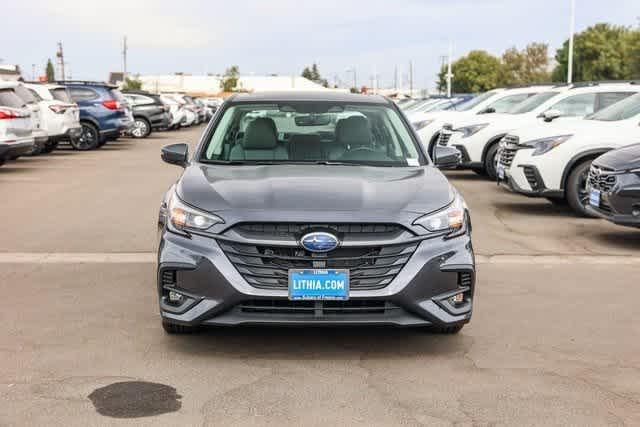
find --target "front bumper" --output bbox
[157,229,475,327]
[586,174,640,228]
[498,165,563,198]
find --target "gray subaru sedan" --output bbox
[157,91,475,334]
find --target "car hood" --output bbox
[177,164,454,218]
[593,143,640,171]
[511,118,634,144]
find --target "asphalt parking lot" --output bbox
[2,126,640,426]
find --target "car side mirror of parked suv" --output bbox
[161,143,189,167]
[541,109,562,122]
[434,146,462,169]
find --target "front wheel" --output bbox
[566,159,597,217]
[484,144,500,180]
[72,123,100,150]
[131,117,151,138]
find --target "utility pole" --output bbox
[394,65,398,91]
[446,41,453,98]
[567,0,575,84]
[122,36,128,78]
[56,42,66,81]
[409,61,413,98]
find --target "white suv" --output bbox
[1,81,48,154]
[439,83,640,179]
[497,92,640,216]
[25,83,81,153]
[413,86,553,156]
[0,86,34,166]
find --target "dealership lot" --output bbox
[1,127,640,426]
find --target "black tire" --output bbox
[131,117,151,138]
[41,142,58,154]
[162,321,200,334]
[484,143,500,180]
[566,159,597,217]
[428,324,464,334]
[471,168,486,176]
[72,122,100,150]
[0,159,5,167]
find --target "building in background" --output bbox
[0,65,22,81]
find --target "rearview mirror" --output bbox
[434,146,462,169]
[541,109,562,122]
[161,143,189,167]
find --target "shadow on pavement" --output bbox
[164,325,471,360]
[492,200,576,218]
[589,228,640,250]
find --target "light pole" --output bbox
[346,67,357,91]
[567,0,575,84]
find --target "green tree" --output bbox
[499,43,551,86]
[220,65,240,92]
[122,77,142,90]
[624,30,640,79]
[301,63,329,87]
[45,59,55,82]
[552,23,633,82]
[437,50,501,93]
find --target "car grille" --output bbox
[499,135,519,167]
[219,223,417,291]
[438,130,452,146]
[219,241,418,291]
[588,165,617,192]
[238,299,397,316]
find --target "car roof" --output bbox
[228,91,391,105]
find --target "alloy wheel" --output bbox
[131,119,149,138]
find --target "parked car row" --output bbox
[413,81,640,230]
[0,80,216,165]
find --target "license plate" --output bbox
[289,269,349,300]
[589,189,601,207]
[497,164,505,180]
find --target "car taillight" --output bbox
[0,108,24,120]
[102,100,121,110]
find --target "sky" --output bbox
[2,0,639,90]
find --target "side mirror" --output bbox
[542,109,562,122]
[161,143,189,167]
[434,146,462,169]
[479,107,496,114]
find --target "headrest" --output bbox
[335,116,371,145]
[243,118,277,149]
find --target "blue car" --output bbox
[61,81,133,150]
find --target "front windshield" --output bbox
[454,91,497,111]
[507,91,560,114]
[201,102,424,167]
[587,93,640,121]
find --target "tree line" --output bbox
[438,23,640,93]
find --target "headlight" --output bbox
[168,193,224,231]
[414,190,467,233]
[524,135,573,156]
[413,119,434,131]
[453,123,489,138]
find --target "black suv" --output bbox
[587,143,640,228]
[122,90,171,138]
[156,91,474,334]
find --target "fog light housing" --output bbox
[449,293,465,305]
[168,291,184,304]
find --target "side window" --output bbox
[548,93,596,117]
[486,94,531,113]
[69,88,99,102]
[596,92,634,111]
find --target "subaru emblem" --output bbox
[300,232,339,253]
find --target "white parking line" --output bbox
[0,252,639,265]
